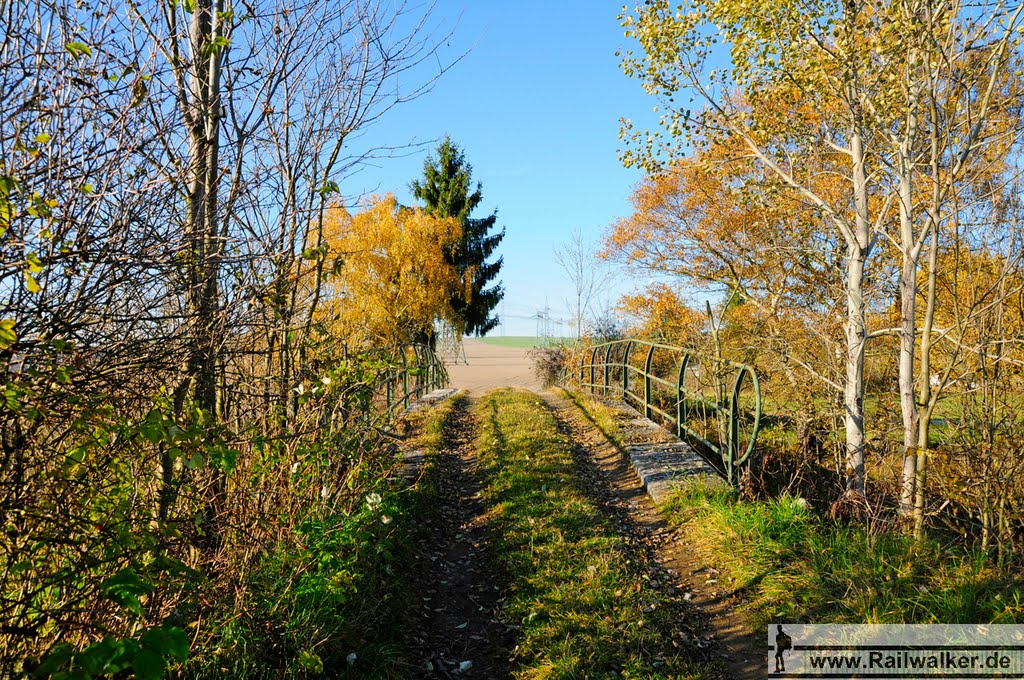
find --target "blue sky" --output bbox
[348,1,664,336]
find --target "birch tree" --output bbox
[620,0,897,495]
[554,227,613,340]
[619,0,1024,500]
[884,0,1024,519]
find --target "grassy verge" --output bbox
[186,397,462,679]
[564,389,1024,628]
[556,388,623,446]
[189,483,417,677]
[416,391,463,455]
[661,481,1024,628]
[475,388,715,679]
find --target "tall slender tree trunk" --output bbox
[183,0,223,419]
[911,78,944,537]
[913,222,939,537]
[845,125,871,495]
[897,176,920,516]
[898,242,919,514]
[844,243,868,494]
[182,0,227,550]
[897,36,923,517]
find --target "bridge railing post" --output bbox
[402,347,410,410]
[676,355,688,439]
[644,344,655,419]
[416,344,425,399]
[725,373,737,485]
[622,341,632,399]
[598,342,606,395]
[425,345,433,390]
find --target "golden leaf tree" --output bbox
[319,194,467,348]
[618,0,1024,502]
[617,283,704,346]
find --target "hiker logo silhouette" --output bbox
[775,624,793,673]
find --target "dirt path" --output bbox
[541,391,764,680]
[404,397,511,678]
[403,384,761,678]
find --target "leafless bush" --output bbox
[0,0,455,672]
[529,345,571,387]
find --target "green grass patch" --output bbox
[556,388,623,447]
[186,398,465,679]
[661,481,1024,628]
[475,336,572,349]
[475,388,715,679]
[416,391,464,454]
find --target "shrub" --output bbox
[527,345,570,387]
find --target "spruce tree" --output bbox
[411,136,505,336]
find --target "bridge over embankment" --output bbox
[404,337,762,678]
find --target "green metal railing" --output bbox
[376,343,448,416]
[564,339,761,484]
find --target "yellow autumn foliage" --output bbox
[319,194,467,347]
[618,283,704,345]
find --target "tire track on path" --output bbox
[541,390,762,680]
[404,397,511,679]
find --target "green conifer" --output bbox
[411,136,505,336]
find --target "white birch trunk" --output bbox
[897,32,923,518]
[845,125,871,495]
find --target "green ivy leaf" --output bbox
[141,410,164,444]
[65,42,92,60]
[212,446,238,473]
[75,636,135,675]
[35,627,186,680]
[131,649,164,680]
[101,568,153,616]
[65,446,86,468]
[185,451,205,469]
[140,626,189,663]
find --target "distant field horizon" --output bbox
[472,336,574,349]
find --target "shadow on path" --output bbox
[403,397,511,679]
[541,390,763,680]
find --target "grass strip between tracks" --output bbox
[475,388,715,679]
